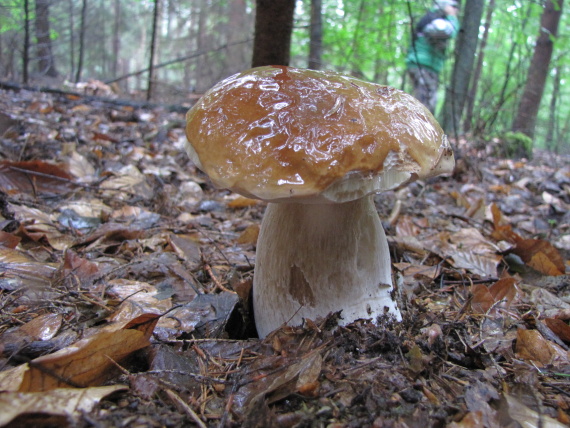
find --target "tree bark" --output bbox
[112,0,121,77]
[67,0,76,80]
[75,0,87,82]
[34,0,58,77]
[482,3,533,134]
[23,0,31,83]
[252,0,295,67]
[441,0,485,135]
[226,0,249,73]
[464,0,495,134]
[545,65,560,151]
[147,0,160,101]
[512,0,564,139]
[308,0,323,69]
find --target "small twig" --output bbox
[218,382,239,428]
[165,388,207,428]
[195,224,232,265]
[146,369,230,384]
[387,199,402,226]
[204,263,235,294]
[543,382,570,398]
[442,277,499,285]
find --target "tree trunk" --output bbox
[226,0,248,73]
[464,0,495,134]
[112,0,121,77]
[308,0,323,69]
[67,0,76,80]
[441,0,485,136]
[23,0,31,83]
[481,3,533,134]
[195,1,211,92]
[34,0,58,77]
[75,0,87,82]
[252,0,295,67]
[147,0,160,101]
[512,0,564,139]
[545,65,560,151]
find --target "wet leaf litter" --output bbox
[0,85,569,427]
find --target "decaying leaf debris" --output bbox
[0,87,569,427]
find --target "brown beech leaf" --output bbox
[0,246,58,292]
[19,313,63,341]
[92,131,120,143]
[500,393,568,428]
[444,228,503,277]
[63,250,100,280]
[0,231,21,249]
[470,284,495,314]
[12,205,76,251]
[395,215,422,237]
[515,329,568,366]
[168,234,201,268]
[512,238,565,276]
[107,281,171,324]
[226,196,259,208]
[0,160,75,195]
[448,411,486,428]
[490,203,507,228]
[0,314,159,392]
[393,262,441,280]
[488,277,517,308]
[0,385,127,427]
[545,318,570,342]
[451,190,470,210]
[489,204,521,244]
[490,224,521,244]
[265,352,323,404]
[237,224,260,245]
[470,278,517,315]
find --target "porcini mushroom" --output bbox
[184,66,454,338]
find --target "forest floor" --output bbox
[0,84,569,428]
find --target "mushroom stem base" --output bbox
[253,196,401,338]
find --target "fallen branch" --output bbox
[0,80,191,113]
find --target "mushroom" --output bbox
[184,66,454,338]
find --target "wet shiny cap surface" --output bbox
[185,66,454,203]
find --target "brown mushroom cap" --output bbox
[185,66,454,203]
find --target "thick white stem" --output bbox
[253,196,401,338]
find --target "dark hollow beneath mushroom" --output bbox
[185,66,455,338]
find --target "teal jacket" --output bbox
[405,13,459,74]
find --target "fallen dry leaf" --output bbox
[19,313,63,341]
[488,277,517,308]
[226,195,259,208]
[471,278,517,315]
[515,329,568,367]
[436,228,503,277]
[0,314,159,392]
[236,224,260,245]
[0,231,20,249]
[470,283,496,314]
[501,393,567,428]
[448,411,486,428]
[545,318,570,342]
[513,238,566,276]
[0,160,76,195]
[0,385,127,426]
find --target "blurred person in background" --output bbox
[406,0,460,114]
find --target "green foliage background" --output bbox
[291,0,569,153]
[0,0,568,153]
